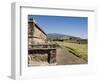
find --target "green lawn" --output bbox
[56,42,88,61]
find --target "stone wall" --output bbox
[28,21,47,46]
[33,24,47,44]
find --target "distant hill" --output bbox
[47,33,81,40]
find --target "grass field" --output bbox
[56,42,88,61]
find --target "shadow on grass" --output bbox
[65,46,87,62]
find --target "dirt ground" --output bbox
[56,47,87,65]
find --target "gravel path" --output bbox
[56,47,87,65]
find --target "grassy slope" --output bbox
[56,42,88,61]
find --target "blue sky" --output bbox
[28,15,88,39]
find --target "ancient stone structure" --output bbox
[28,18,56,66]
[28,18,47,47]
